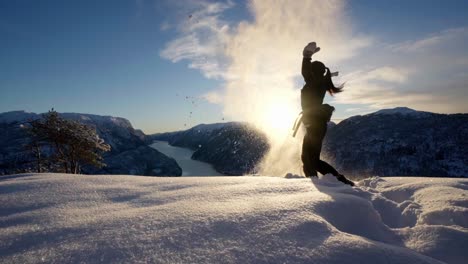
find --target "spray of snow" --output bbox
[223,1,370,175]
[161,0,370,176]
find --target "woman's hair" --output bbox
[311,61,344,95]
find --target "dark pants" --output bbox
[301,121,340,177]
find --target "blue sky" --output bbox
[1,0,467,133]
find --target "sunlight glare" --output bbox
[261,100,297,141]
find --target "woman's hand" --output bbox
[303,42,321,58]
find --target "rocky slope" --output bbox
[0,111,182,176]
[323,107,468,178]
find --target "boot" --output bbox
[336,174,355,186]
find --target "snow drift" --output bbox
[1,174,467,263]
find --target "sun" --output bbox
[261,101,298,140]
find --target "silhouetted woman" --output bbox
[299,42,354,186]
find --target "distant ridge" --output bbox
[373,107,431,117]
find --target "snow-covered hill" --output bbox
[323,107,468,178]
[0,111,182,176]
[1,173,466,263]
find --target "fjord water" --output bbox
[150,141,225,176]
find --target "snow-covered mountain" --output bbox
[3,107,465,177]
[0,173,466,263]
[323,107,468,178]
[150,122,269,175]
[0,111,182,176]
[150,107,466,177]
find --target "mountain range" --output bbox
[150,107,467,178]
[1,107,466,177]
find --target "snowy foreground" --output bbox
[1,174,467,264]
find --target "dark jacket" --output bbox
[301,58,334,124]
